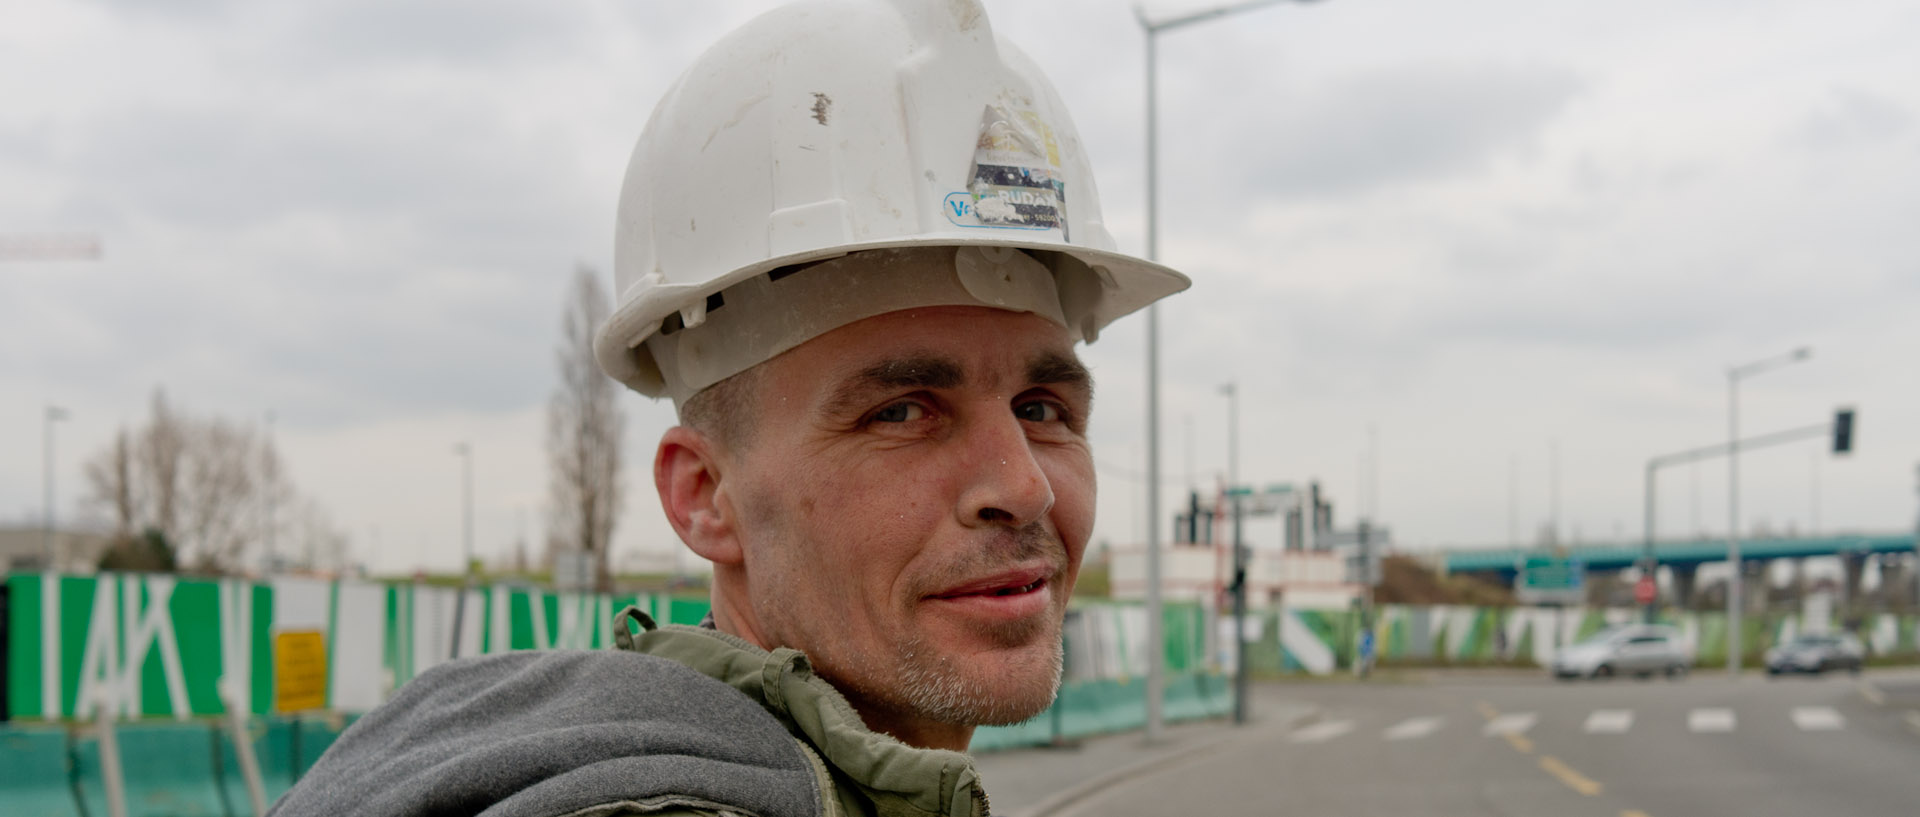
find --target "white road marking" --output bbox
[1583,709,1634,733]
[1689,708,1736,733]
[1383,716,1444,741]
[1904,711,1920,735]
[1791,706,1845,731]
[1290,720,1354,744]
[1483,712,1538,736]
[1859,681,1887,706]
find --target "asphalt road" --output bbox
[1054,670,1920,817]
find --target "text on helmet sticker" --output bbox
[944,104,1069,239]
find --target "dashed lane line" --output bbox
[1583,709,1634,734]
[1903,711,1920,735]
[1790,706,1845,731]
[1480,702,1648,816]
[1538,756,1603,797]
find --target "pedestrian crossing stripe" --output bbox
[1285,706,1859,743]
[1383,716,1444,741]
[1583,709,1633,733]
[1483,712,1538,736]
[1790,707,1844,731]
[1687,708,1735,733]
[1289,720,1354,744]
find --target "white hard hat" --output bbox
[595,0,1191,404]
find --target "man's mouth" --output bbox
[931,566,1054,600]
[988,579,1044,596]
[923,564,1062,627]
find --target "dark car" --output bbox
[1764,632,1865,676]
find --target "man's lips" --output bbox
[929,565,1054,599]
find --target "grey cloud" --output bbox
[67,99,576,238]
[1225,61,1584,200]
[269,1,585,70]
[1789,86,1911,149]
[84,0,238,23]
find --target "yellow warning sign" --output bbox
[274,631,328,712]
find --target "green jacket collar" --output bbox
[618,611,989,817]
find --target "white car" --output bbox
[1551,625,1692,680]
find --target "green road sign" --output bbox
[1515,555,1585,605]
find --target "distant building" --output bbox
[0,525,112,574]
[1107,543,1365,612]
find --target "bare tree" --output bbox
[286,497,351,574]
[84,428,136,538]
[81,387,322,575]
[177,417,261,571]
[139,389,185,535]
[545,265,626,592]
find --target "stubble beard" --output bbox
[887,522,1071,726]
[892,617,1066,726]
[743,485,1076,728]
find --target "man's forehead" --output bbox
[777,307,1088,395]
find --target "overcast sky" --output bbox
[5,0,1917,575]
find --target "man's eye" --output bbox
[872,402,926,423]
[1015,400,1062,423]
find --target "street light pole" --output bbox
[1137,0,1322,744]
[1221,382,1248,724]
[1726,346,1811,677]
[43,405,69,571]
[450,442,474,659]
[1140,16,1165,743]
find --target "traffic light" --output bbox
[1833,408,1855,455]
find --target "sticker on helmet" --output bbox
[944,104,1068,239]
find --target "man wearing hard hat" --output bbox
[273,1,1186,815]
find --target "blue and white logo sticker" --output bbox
[942,104,1069,239]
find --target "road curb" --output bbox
[1014,707,1321,817]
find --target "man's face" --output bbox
[723,304,1094,737]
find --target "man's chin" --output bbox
[897,638,1064,727]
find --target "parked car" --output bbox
[1765,632,1865,676]
[1551,625,1691,680]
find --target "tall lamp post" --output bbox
[1137,0,1322,743]
[1220,382,1251,724]
[1727,346,1811,677]
[450,442,475,658]
[44,405,69,570]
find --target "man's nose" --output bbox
[957,411,1055,529]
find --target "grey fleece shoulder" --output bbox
[268,649,822,817]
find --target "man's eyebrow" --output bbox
[824,354,965,415]
[1027,351,1093,392]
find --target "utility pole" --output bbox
[1139,0,1326,740]
[1221,382,1248,725]
[1727,347,1811,677]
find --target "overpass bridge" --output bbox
[1441,533,1917,606]
[1443,533,1918,579]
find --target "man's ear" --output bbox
[654,426,743,566]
